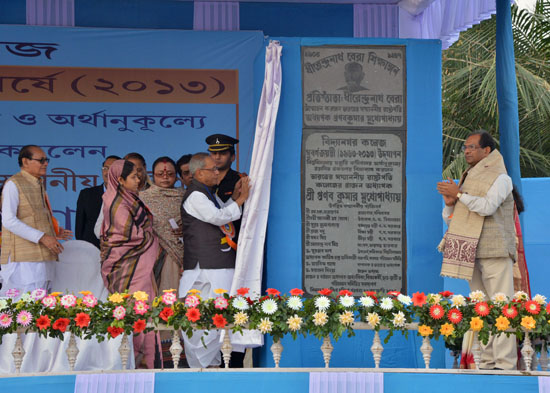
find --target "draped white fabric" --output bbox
[194,1,240,31]
[309,372,384,393]
[539,377,550,393]
[227,41,282,347]
[354,4,399,38]
[75,373,154,393]
[26,0,75,26]
[399,0,497,49]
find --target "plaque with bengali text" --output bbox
[302,45,406,129]
[302,130,406,295]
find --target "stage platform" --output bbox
[1,368,548,393]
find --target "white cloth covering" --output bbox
[0,240,134,373]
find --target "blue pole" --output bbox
[496,0,522,195]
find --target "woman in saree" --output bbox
[139,156,184,294]
[100,159,165,369]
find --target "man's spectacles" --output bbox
[461,144,482,152]
[28,157,50,164]
[201,166,219,172]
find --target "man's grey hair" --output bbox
[189,152,210,175]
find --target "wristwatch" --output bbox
[456,192,463,199]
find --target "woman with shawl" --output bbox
[100,159,165,369]
[139,156,184,295]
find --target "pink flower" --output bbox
[113,305,126,320]
[41,295,57,309]
[162,292,177,305]
[214,297,228,310]
[82,294,98,308]
[16,311,32,327]
[0,313,13,328]
[60,294,77,308]
[133,300,149,315]
[30,288,47,300]
[185,295,200,308]
[6,288,20,298]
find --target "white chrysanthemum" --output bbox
[429,294,442,304]
[397,294,412,306]
[287,315,303,331]
[359,296,375,308]
[469,290,486,302]
[366,312,380,327]
[232,296,250,311]
[287,296,303,311]
[233,312,249,326]
[0,299,7,311]
[533,294,547,305]
[19,293,32,303]
[258,318,273,334]
[392,311,406,327]
[339,311,355,326]
[313,311,328,326]
[380,297,393,310]
[339,295,355,308]
[491,292,508,303]
[451,294,466,307]
[314,296,331,311]
[261,299,278,315]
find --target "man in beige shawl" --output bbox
[437,130,517,370]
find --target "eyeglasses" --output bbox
[201,166,219,172]
[154,171,176,178]
[461,144,482,152]
[28,157,50,164]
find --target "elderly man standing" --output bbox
[1,145,71,294]
[179,152,250,368]
[437,130,517,370]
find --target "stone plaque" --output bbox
[302,45,406,129]
[302,130,406,295]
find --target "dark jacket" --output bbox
[75,184,103,248]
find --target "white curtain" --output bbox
[309,372,384,393]
[75,373,154,393]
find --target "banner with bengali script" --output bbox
[0,25,264,231]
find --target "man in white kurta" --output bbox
[179,153,249,368]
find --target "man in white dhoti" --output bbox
[179,153,249,368]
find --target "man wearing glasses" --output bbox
[179,152,250,368]
[0,145,72,294]
[437,131,517,370]
[75,155,120,248]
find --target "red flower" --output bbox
[546,303,550,314]
[474,302,490,317]
[502,304,518,319]
[290,288,305,296]
[75,312,91,328]
[36,315,51,330]
[246,297,254,305]
[186,307,201,322]
[387,291,400,297]
[236,287,249,296]
[364,291,378,302]
[524,300,541,315]
[266,288,281,296]
[429,304,444,320]
[412,292,427,307]
[107,326,124,338]
[212,314,227,328]
[447,308,463,324]
[339,290,353,296]
[133,319,147,333]
[52,318,70,333]
[439,291,454,297]
[159,307,174,322]
[318,288,333,296]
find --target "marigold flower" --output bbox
[186,307,201,323]
[495,316,510,331]
[52,318,70,333]
[107,326,124,338]
[286,315,302,331]
[266,288,281,296]
[108,293,124,303]
[187,289,201,295]
[524,300,541,315]
[79,290,92,296]
[412,292,427,307]
[447,308,463,324]
[212,314,228,328]
[317,288,333,296]
[429,304,444,320]
[233,312,248,326]
[49,292,62,297]
[418,324,433,337]
[339,311,355,326]
[313,311,328,326]
[366,312,380,327]
[440,323,454,337]
[474,302,490,317]
[258,318,273,334]
[36,315,51,330]
[159,307,174,322]
[132,291,148,301]
[133,319,147,333]
[236,287,250,296]
[16,311,32,327]
[289,288,304,296]
[75,312,91,328]
[339,290,353,296]
[214,288,227,295]
[0,313,13,328]
[521,316,536,330]
[470,317,484,331]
